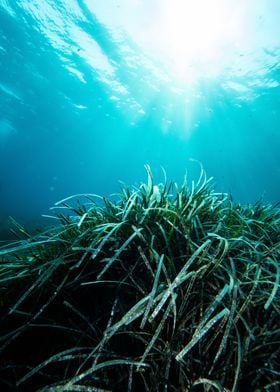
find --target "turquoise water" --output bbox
[0,0,280,238]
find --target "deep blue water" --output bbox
[0,0,280,239]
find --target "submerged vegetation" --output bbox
[0,166,279,391]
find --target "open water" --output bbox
[0,0,280,239]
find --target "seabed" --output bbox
[0,166,279,391]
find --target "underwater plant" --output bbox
[0,165,279,391]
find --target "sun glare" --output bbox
[153,0,244,81]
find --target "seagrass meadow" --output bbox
[0,166,279,391]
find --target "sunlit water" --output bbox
[0,0,280,238]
